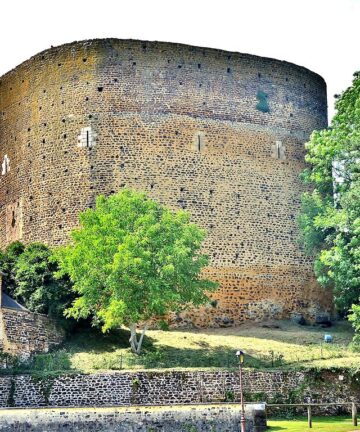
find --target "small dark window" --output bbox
[11,211,16,228]
[97,87,104,92]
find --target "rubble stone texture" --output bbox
[0,404,267,432]
[0,39,332,326]
[0,370,358,411]
[0,306,64,358]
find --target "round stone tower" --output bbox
[0,39,332,326]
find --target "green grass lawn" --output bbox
[9,319,358,374]
[268,416,359,431]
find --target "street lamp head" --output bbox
[236,350,245,364]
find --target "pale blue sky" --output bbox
[1,0,359,120]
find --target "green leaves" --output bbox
[0,242,74,320]
[55,189,218,338]
[299,72,360,334]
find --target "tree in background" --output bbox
[14,243,74,319]
[0,241,25,297]
[0,242,74,322]
[299,72,360,339]
[54,189,218,354]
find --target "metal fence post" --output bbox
[352,402,358,426]
[307,405,312,428]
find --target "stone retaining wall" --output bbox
[0,307,64,358]
[0,404,267,432]
[0,370,358,411]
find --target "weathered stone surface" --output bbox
[315,312,332,325]
[0,404,266,432]
[290,312,306,325]
[0,39,332,326]
[0,307,64,358]
[0,370,358,412]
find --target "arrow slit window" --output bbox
[271,141,285,160]
[1,155,10,175]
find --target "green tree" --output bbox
[54,189,218,354]
[0,241,25,297]
[299,72,360,335]
[14,243,74,319]
[349,304,360,345]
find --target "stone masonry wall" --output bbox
[0,370,358,410]
[0,404,267,432]
[0,39,331,326]
[0,307,64,358]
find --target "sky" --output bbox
[1,0,359,121]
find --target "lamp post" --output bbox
[236,350,246,432]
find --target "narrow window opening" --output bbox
[1,155,10,175]
[78,127,96,149]
[272,140,286,160]
[193,132,205,152]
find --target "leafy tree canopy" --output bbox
[54,189,218,353]
[0,241,73,322]
[0,241,25,297]
[299,72,360,338]
[14,243,74,319]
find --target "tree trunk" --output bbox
[129,323,148,354]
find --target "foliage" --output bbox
[349,304,360,345]
[0,241,25,297]
[0,241,73,323]
[13,243,74,319]
[298,72,360,338]
[54,189,218,353]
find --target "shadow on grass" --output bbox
[60,327,266,369]
[134,344,264,369]
[8,323,340,374]
[195,320,354,348]
[61,326,149,354]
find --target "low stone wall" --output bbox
[0,370,358,412]
[0,307,64,358]
[0,404,267,432]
